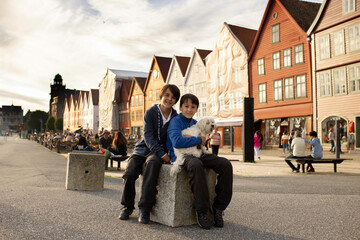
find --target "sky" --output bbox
[0,0,323,114]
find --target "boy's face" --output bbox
[180,99,198,119]
[160,88,177,109]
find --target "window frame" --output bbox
[348,23,360,52]
[319,70,332,97]
[348,63,360,93]
[284,77,294,100]
[294,44,304,65]
[295,74,307,98]
[283,48,291,68]
[343,0,355,15]
[271,24,280,44]
[273,79,283,102]
[258,83,267,104]
[333,67,347,95]
[272,51,281,70]
[333,29,345,56]
[319,34,330,60]
[257,58,265,76]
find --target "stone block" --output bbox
[65,152,105,191]
[140,164,216,227]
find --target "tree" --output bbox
[55,117,63,131]
[27,110,48,132]
[46,116,55,131]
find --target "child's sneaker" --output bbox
[118,207,133,220]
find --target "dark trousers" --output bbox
[211,145,220,156]
[120,154,163,210]
[183,154,233,212]
[330,140,335,152]
[285,155,304,171]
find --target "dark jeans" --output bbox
[330,140,335,152]
[211,145,219,156]
[183,154,233,212]
[120,154,163,210]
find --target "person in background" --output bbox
[209,128,221,156]
[109,131,127,156]
[254,131,261,160]
[305,131,323,172]
[329,128,335,153]
[281,131,289,154]
[99,130,113,170]
[285,130,306,173]
[288,130,295,153]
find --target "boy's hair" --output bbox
[179,94,199,107]
[309,131,318,137]
[159,84,180,103]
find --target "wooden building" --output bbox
[307,0,360,149]
[128,77,146,137]
[116,81,132,136]
[206,22,257,149]
[248,0,320,147]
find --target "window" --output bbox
[283,48,291,68]
[219,95,225,111]
[139,95,143,106]
[201,103,206,117]
[333,67,347,95]
[343,0,355,14]
[272,52,280,70]
[234,67,241,83]
[156,89,160,100]
[294,44,304,64]
[126,113,129,123]
[131,96,134,107]
[296,75,306,98]
[348,63,360,93]
[319,35,330,59]
[135,111,139,121]
[257,58,265,75]
[284,77,294,100]
[174,70,178,78]
[235,92,243,109]
[258,83,266,103]
[319,70,332,97]
[229,93,235,110]
[272,24,280,43]
[274,80,282,101]
[126,102,129,109]
[148,90,152,101]
[218,72,224,86]
[187,85,194,94]
[135,95,138,106]
[333,30,345,56]
[349,23,360,52]
[131,112,135,121]
[139,111,143,120]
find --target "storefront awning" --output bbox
[214,117,243,127]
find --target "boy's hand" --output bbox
[162,154,171,164]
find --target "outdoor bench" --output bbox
[285,157,352,173]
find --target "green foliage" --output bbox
[55,117,63,131]
[46,116,56,131]
[27,110,48,132]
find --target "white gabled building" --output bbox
[184,48,212,118]
[86,89,99,134]
[99,68,147,131]
[166,55,190,112]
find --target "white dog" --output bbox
[171,117,216,176]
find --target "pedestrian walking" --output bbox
[281,132,289,153]
[254,131,261,160]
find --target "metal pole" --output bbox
[336,120,340,159]
[230,126,234,152]
[243,97,254,162]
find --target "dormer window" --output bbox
[343,0,355,15]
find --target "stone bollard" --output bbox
[140,164,216,227]
[65,152,105,191]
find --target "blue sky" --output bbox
[0,0,322,113]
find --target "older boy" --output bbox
[305,131,323,172]
[167,94,233,229]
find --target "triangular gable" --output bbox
[226,23,257,54]
[184,48,211,84]
[175,56,191,77]
[129,77,147,101]
[248,0,320,61]
[144,55,172,92]
[197,49,212,65]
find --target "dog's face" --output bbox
[197,117,216,134]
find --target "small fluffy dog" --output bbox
[171,117,216,176]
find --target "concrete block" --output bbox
[140,164,216,227]
[65,152,105,191]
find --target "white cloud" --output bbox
[0,0,322,113]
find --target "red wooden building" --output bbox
[248,0,320,147]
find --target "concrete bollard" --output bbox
[140,164,216,227]
[65,152,105,191]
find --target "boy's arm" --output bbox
[168,119,202,148]
[304,139,314,146]
[143,109,167,158]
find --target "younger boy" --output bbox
[167,94,233,229]
[305,131,323,172]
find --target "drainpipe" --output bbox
[310,33,318,132]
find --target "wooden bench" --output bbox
[109,156,129,170]
[285,157,352,173]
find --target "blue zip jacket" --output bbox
[167,113,202,162]
[305,137,323,159]
[133,104,177,159]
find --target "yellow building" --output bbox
[129,77,146,137]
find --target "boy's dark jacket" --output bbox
[133,104,177,158]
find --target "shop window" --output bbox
[321,116,347,143]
